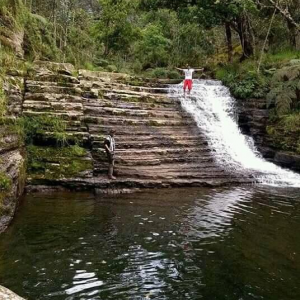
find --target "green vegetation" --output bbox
[0,172,12,192]
[0,0,297,74]
[0,171,12,216]
[215,63,270,99]
[0,80,6,117]
[267,113,300,154]
[0,0,300,158]
[267,64,300,115]
[21,115,69,146]
[27,145,92,180]
[18,115,92,180]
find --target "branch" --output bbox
[266,0,300,30]
[257,6,277,73]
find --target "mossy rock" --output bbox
[0,172,12,218]
[0,172,12,192]
[27,145,93,179]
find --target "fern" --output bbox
[267,65,300,115]
[275,94,292,115]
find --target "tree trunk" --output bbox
[225,22,233,62]
[286,19,300,50]
[257,7,277,73]
[234,15,254,61]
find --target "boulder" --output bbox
[0,286,25,300]
[33,61,75,76]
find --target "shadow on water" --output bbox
[0,186,300,300]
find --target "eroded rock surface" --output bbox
[237,98,300,172]
[0,74,26,233]
[24,62,252,191]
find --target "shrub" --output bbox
[148,68,180,79]
[106,65,118,73]
[216,66,269,99]
[21,115,68,146]
[266,65,300,115]
[0,79,7,117]
[133,24,171,69]
[266,112,300,152]
[0,172,12,191]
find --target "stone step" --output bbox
[80,79,169,94]
[23,101,83,112]
[25,84,82,96]
[88,124,201,136]
[109,147,210,156]
[91,139,207,149]
[23,111,84,121]
[81,86,168,100]
[94,167,230,180]
[83,98,180,112]
[101,91,175,105]
[84,116,195,126]
[99,87,167,99]
[84,106,187,119]
[27,176,251,190]
[27,73,79,84]
[95,156,213,167]
[90,133,203,142]
[93,148,213,163]
[26,75,80,87]
[115,150,212,159]
[24,93,83,103]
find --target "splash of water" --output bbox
[169,79,300,187]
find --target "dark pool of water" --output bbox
[0,187,300,300]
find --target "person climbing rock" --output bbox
[104,130,116,180]
[176,65,204,94]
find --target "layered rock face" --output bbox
[0,73,26,233]
[237,98,300,172]
[24,62,251,191]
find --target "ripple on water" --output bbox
[0,187,300,300]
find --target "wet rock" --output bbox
[22,63,254,191]
[274,152,300,170]
[0,286,25,300]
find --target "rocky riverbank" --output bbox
[237,98,300,172]
[0,71,26,233]
[1,60,300,233]
[24,62,251,191]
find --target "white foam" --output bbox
[169,80,300,187]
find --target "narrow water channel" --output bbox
[0,187,299,300]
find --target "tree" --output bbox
[257,0,300,49]
[93,0,139,56]
[133,24,171,68]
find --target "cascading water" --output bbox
[169,79,300,187]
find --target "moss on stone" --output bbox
[0,172,11,217]
[27,145,93,180]
[267,113,300,153]
[0,172,12,191]
[148,120,163,127]
[0,192,5,217]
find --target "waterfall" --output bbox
[169,79,300,187]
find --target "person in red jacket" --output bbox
[176,65,204,94]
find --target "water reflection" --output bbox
[0,187,299,300]
[183,187,254,240]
